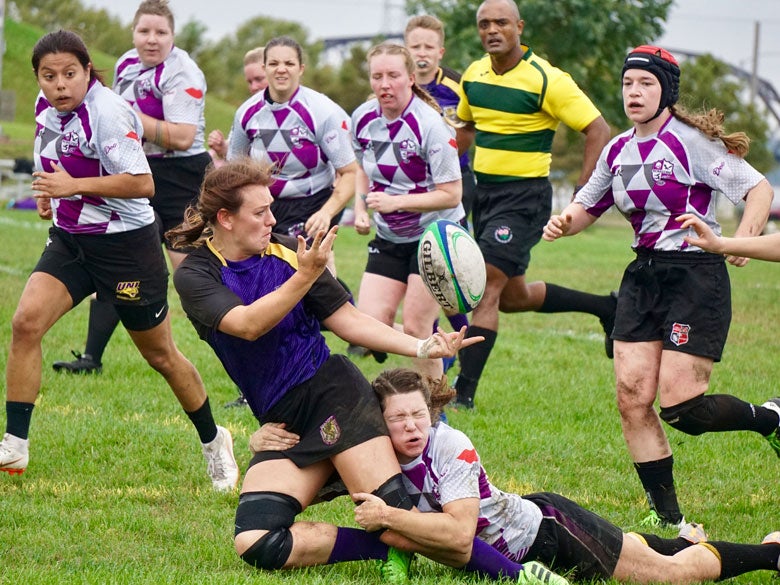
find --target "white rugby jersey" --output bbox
[401,423,542,562]
[226,86,355,199]
[575,116,764,251]
[114,46,206,158]
[352,95,464,243]
[34,80,154,235]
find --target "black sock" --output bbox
[707,541,780,579]
[637,534,693,555]
[634,456,683,524]
[455,326,497,404]
[539,283,613,319]
[85,299,121,363]
[6,402,35,440]
[185,397,218,444]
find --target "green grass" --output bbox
[1,208,779,584]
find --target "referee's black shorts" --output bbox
[612,249,731,361]
[472,178,552,278]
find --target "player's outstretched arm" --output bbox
[679,212,780,262]
[324,304,482,359]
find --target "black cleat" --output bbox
[52,351,102,374]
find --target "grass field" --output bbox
[0,207,779,584]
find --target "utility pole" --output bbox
[750,20,760,105]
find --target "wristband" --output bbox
[573,184,584,196]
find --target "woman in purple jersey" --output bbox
[543,46,778,527]
[352,42,464,381]
[0,30,238,493]
[53,0,212,375]
[255,368,780,584]
[167,158,480,575]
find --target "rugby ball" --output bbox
[417,220,486,313]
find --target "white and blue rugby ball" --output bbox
[417,219,486,313]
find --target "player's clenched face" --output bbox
[405,27,445,79]
[622,69,663,125]
[218,184,276,259]
[265,45,304,103]
[133,14,174,68]
[36,52,92,113]
[476,0,523,58]
[383,391,432,464]
[369,53,415,121]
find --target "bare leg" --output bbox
[7,273,74,404]
[614,534,720,583]
[126,314,207,411]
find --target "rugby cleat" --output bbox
[52,350,102,374]
[379,547,413,584]
[517,561,571,585]
[202,426,239,492]
[0,433,29,476]
[678,521,708,544]
[223,393,248,408]
[639,509,687,530]
[760,398,780,457]
[761,532,780,572]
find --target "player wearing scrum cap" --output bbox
[544,45,777,527]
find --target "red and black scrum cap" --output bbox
[622,45,681,111]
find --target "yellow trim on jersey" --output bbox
[206,238,228,267]
[264,241,299,269]
[458,47,601,182]
[206,237,299,270]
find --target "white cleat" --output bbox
[0,433,29,476]
[202,426,239,492]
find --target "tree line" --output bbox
[7,0,774,171]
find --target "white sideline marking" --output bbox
[0,215,49,231]
[0,264,27,276]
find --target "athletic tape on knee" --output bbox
[234,491,302,536]
[659,395,711,436]
[372,473,413,510]
[235,491,301,571]
[240,527,294,570]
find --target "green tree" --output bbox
[196,16,316,105]
[10,0,129,56]
[175,20,211,62]
[679,54,773,172]
[405,0,673,128]
[308,44,373,115]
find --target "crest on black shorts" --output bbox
[670,322,690,346]
[320,415,341,445]
[494,225,513,243]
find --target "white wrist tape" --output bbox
[416,338,431,359]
